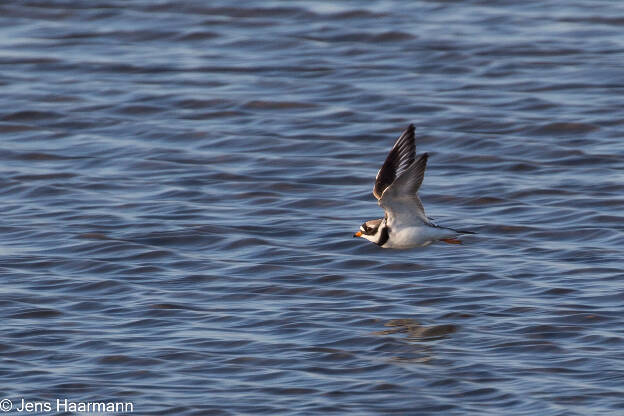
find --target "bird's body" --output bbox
[357,216,463,249]
[385,222,458,249]
[354,124,474,249]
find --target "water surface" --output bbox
[1,1,624,415]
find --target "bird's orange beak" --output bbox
[353,231,362,238]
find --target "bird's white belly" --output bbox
[383,225,452,249]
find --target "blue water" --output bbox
[1,1,624,415]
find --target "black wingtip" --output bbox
[374,124,417,199]
[399,124,415,143]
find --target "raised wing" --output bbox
[373,124,416,200]
[379,153,430,226]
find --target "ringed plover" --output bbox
[353,124,474,248]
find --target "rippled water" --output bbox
[2,1,624,415]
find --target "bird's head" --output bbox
[353,219,383,243]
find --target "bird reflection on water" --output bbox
[372,319,457,364]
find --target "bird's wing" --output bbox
[379,153,430,226]
[373,124,415,200]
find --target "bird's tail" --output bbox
[454,229,476,235]
[440,226,476,235]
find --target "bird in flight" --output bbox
[354,124,475,248]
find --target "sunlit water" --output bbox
[1,1,624,415]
